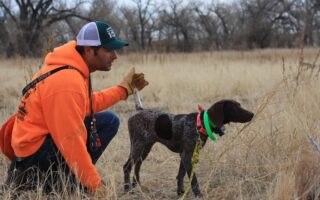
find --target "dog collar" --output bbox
[203,111,217,141]
[196,105,206,135]
[196,105,218,141]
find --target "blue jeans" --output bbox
[85,111,120,163]
[6,111,120,193]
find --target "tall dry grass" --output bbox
[0,48,320,199]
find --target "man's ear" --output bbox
[83,46,92,53]
[81,46,95,72]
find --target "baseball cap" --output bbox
[76,21,129,50]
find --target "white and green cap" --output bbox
[76,21,129,50]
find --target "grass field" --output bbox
[0,48,320,199]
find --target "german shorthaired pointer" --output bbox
[123,91,254,197]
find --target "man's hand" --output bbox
[132,73,149,91]
[94,184,110,198]
[119,67,149,95]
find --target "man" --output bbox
[5,21,148,196]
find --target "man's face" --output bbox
[86,47,118,72]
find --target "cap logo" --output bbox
[106,27,116,39]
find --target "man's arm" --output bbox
[91,67,149,112]
[91,86,127,113]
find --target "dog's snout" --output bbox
[248,112,254,120]
[244,110,254,122]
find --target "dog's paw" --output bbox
[131,181,137,188]
[194,191,203,198]
[177,188,185,196]
[124,183,131,192]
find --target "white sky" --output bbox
[0,0,235,17]
[117,0,234,7]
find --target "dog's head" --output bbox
[207,99,254,133]
[154,99,254,140]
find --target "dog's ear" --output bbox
[155,114,172,140]
[207,100,225,128]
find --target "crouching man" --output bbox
[5,21,148,197]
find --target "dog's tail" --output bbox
[133,88,144,111]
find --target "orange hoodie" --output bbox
[11,41,127,191]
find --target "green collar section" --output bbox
[203,110,217,141]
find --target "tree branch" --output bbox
[45,13,91,26]
[0,0,17,23]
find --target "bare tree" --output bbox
[0,0,91,56]
[160,0,196,52]
[237,0,286,48]
[194,3,220,50]
[121,0,155,50]
[134,0,153,50]
[0,11,11,57]
[0,0,319,54]
[88,0,121,31]
[121,6,140,50]
[303,0,320,46]
[194,1,239,50]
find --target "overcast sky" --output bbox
[117,0,234,7]
[0,0,235,16]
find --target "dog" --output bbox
[123,90,254,197]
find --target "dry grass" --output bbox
[0,48,320,199]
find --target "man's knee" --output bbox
[95,111,120,138]
[105,112,120,136]
[109,112,120,133]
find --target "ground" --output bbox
[0,49,320,199]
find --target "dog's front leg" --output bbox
[176,159,186,196]
[181,152,202,197]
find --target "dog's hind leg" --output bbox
[132,143,154,188]
[123,155,134,192]
[176,159,187,196]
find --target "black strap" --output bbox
[88,76,94,122]
[20,65,100,151]
[88,75,100,152]
[22,66,76,96]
